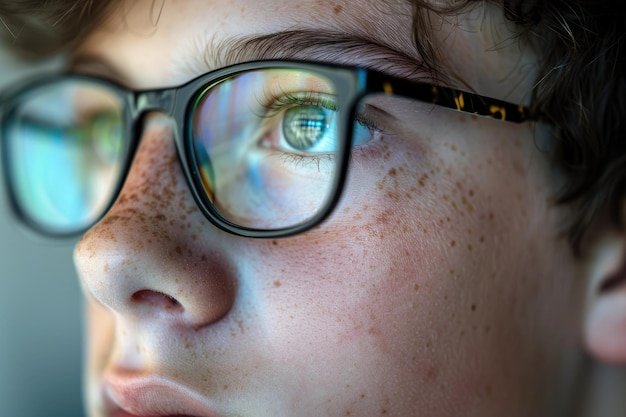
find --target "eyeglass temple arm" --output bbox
[363,71,540,123]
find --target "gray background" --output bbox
[0,48,84,417]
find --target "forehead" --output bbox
[78,0,413,78]
[99,0,415,40]
[76,0,536,102]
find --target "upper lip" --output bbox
[103,369,225,417]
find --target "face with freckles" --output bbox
[70,1,588,416]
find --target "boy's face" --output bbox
[73,1,585,416]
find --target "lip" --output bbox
[103,369,224,417]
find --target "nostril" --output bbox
[131,289,183,311]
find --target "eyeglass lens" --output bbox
[3,68,354,235]
[190,69,341,230]
[4,80,126,235]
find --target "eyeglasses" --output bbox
[0,60,538,239]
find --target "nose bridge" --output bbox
[74,104,237,329]
[133,88,176,117]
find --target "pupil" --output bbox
[283,105,327,150]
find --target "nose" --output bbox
[74,113,236,328]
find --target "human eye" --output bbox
[258,92,338,156]
[256,91,381,164]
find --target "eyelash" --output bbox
[260,91,385,138]
[261,91,336,116]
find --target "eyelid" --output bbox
[356,102,396,133]
[262,92,338,116]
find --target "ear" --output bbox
[583,222,626,364]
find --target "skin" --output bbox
[72,1,588,416]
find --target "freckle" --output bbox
[386,191,399,201]
[414,283,420,292]
[471,304,477,311]
[388,167,397,177]
[451,144,457,151]
[467,244,473,251]
[489,212,495,220]
[272,240,278,246]
[175,246,183,255]
[468,189,474,197]
[273,280,282,288]
[104,263,110,272]
[461,196,474,212]
[484,325,492,334]
[450,240,456,247]
[480,235,485,243]
[223,384,229,390]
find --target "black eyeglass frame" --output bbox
[0,60,539,239]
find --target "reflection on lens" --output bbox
[191,69,340,230]
[4,80,126,234]
[283,105,328,150]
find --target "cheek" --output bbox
[241,122,577,411]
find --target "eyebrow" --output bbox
[181,29,432,82]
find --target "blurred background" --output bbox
[0,46,84,416]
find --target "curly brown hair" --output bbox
[0,0,113,57]
[1,0,625,255]
[409,0,626,256]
